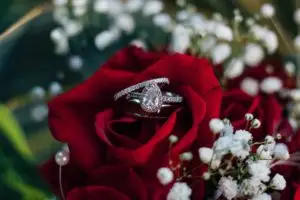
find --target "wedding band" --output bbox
[127,92,183,104]
[114,78,169,101]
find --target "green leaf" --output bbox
[0,104,33,160]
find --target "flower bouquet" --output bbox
[41,0,300,199]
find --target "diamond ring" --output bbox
[114,78,170,101]
[126,83,183,113]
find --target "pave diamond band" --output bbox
[114,78,169,101]
[127,92,183,103]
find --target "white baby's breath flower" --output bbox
[211,43,232,64]
[260,3,275,18]
[285,62,296,76]
[274,143,290,160]
[53,0,67,6]
[234,130,252,142]
[264,135,276,151]
[251,119,261,129]
[214,136,232,154]
[262,30,278,54]
[143,0,163,16]
[294,35,300,51]
[63,20,83,37]
[211,158,221,170]
[153,13,172,31]
[257,145,272,160]
[230,140,250,160]
[93,0,109,13]
[169,24,190,53]
[31,86,45,100]
[252,193,271,200]
[169,135,178,143]
[220,123,234,137]
[69,55,83,71]
[215,23,233,41]
[94,28,120,50]
[176,10,189,21]
[31,104,48,122]
[230,130,252,159]
[157,167,174,185]
[294,9,300,25]
[209,118,224,134]
[290,89,300,101]
[202,172,211,180]
[248,162,271,182]
[180,152,193,161]
[270,173,286,190]
[72,6,87,17]
[198,36,216,53]
[125,0,143,12]
[244,43,265,66]
[199,147,213,164]
[218,176,239,200]
[224,58,245,79]
[240,177,266,197]
[116,14,135,34]
[240,78,259,96]
[260,77,282,94]
[251,25,267,40]
[188,14,207,34]
[130,39,147,50]
[49,82,63,97]
[167,182,192,200]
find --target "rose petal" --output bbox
[67,186,131,200]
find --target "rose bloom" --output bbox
[226,59,296,90]
[41,46,222,199]
[221,89,283,141]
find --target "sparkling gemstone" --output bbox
[141,83,163,113]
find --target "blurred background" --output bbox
[0,0,298,199]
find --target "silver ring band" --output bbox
[127,92,183,103]
[114,78,169,101]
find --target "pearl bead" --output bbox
[55,151,70,166]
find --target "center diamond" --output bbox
[140,83,163,113]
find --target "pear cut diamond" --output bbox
[141,83,163,113]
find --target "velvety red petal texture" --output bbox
[42,46,222,199]
[221,89,282,141]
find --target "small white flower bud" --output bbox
[260,77,283,94]
[169,135,178,143]
[180,152,193,161]
[274,143,290,160]
[209,118,224,134]
[294,35,300,51]
[245,113,254,121]
[294,9,300,25]
[251,119,261,129]
[202,172,211,180]
[211,159,221,170]
[223,118,230,124]
[240,77,259,96]
[198,147,213,164]
[260,3,275,18]
[284,62,296,76]
[270,173,286,190]
[276,133,282,140]
[157,167,174,185]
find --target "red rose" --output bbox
[221,89,282,141]
[41,46,222,199]
[226,59,296,91]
